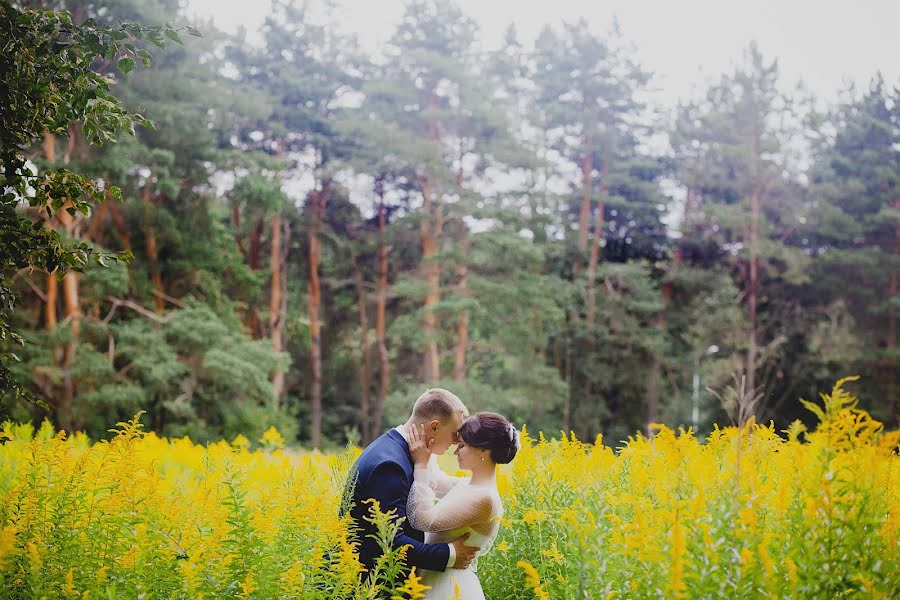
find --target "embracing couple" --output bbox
[342,388,520,599]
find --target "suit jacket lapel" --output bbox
[384,428,427,541]
[385,428,413,469]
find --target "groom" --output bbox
[343,388,479,577]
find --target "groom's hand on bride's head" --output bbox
[451,533,479,569]
[407,422,434,468]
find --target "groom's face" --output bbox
[428,412,465,455]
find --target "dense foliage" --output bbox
[0,0,897,445]
[0,0,190,393]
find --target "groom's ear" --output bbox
[428,419,440,433]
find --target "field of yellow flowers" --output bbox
[1,377,898,599]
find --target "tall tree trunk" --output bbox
[453,243,469,381]
[889,200,899,426]
[747,186,760,396]
[571,134,594,436]
[269,211,286,405]
[233,203,246,257]
[543,337,562,426]
[42,132,79,428]
[647,362,660,433]
[647,187,693,433]
[583,160,606,437]
[57,204,81,432]
[585,163,607,324]
[307,188,327,448]
[421,91,443,382]
[45,270,61,397]
[887,265,896,424]
[269,138,288,404]
[45,274,58,331]
[453,166,469,382]
[142,185,165,315]
[107,197,132,251]
[43,133,58,335]
[374,192,390,438]
[248,218,265,270]
[247,218,265,338]
[421,179,442,381]
[63,125,77,165]
[575,137,593,276]
[84,201,107,244]
[59,129,82,431]
[353,260,373,444]
[563,334,572,433]
[43,132,55,168]
[671,188,692,277]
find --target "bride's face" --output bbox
[453,439,486,471]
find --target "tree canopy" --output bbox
[1,0,896,445]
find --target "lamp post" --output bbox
[692,344,719,432]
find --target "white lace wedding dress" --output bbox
[407,460,503,600]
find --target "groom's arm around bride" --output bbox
[351,457,473,570]
[342,388,478,578]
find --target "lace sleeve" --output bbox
[427,455,465,498]
[407,468,494,532]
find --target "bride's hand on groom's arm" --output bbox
[406,423,433,469]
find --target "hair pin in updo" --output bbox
[508,423,521,450]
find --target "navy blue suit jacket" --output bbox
[342,429,450,574]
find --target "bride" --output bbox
[406,412,520,600]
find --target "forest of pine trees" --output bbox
[2,0,897,447]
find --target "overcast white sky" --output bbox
[187,0,899,221]
[188,0,900,110]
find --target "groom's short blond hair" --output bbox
[411,388,468,423]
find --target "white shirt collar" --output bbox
[393,424,409,443]
[394,425,440,468]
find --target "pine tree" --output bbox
[807,76,899,425]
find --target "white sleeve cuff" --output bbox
[446,543,456,569]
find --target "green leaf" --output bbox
[186,26,202,37]
[164,29,183,45]
[137,49,152,67]
[117,56,135,74]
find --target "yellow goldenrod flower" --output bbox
[522,508,547,525]
[62,568,78,598]
[517,561,550,600]
[259,426,285,449]
[390,567,431,600]
[231,434,250,449]
[0,526,16,569]
[542,542,565,565]
[0,384,896,600]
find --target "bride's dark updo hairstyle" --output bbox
[458,412,519,464]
